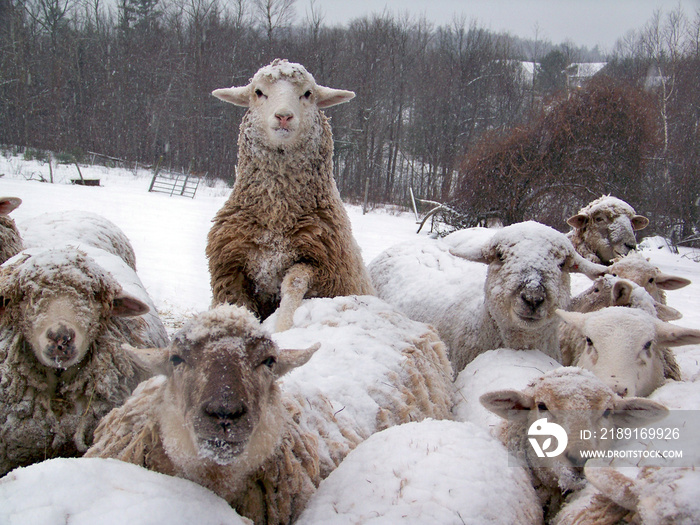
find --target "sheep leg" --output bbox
[275,264,313,332]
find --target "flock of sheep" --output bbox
[1,59,699,524]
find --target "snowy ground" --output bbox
[1,152,700,523]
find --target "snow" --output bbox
[2,152,700,522]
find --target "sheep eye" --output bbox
[261,356,276,369]
[586,337,593,346]
[302,90,312,99]
[603,408,612,418]
[254,88,265,98]
[649,278,654,284]
[170,355,185,367]
[537,402,548,411]
[593,287,600,293]
[643,341,652,350]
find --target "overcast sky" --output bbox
[305,0,699,51]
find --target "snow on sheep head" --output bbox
[212,59,355,149]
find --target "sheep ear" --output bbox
[569,251,608,279]
[654,320,700,347]
[655,272,691,291]
[566,214,588,229]
[612,280,634,306]
[480,390,533,420]
[275,343,321,377]
[554,309,586,330]
[654,303,683,322]
[584,465,638,511]
[631,215,649,231]
[0,197,22,215]
[612,397,668,428]
[315,85,355,108]
[212,86,250,107]
[111,293,150,317]
[449,244,490,264]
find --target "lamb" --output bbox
[369,221,606,372]
[0,246,167,476]
[480,367,668,519]
[296,419,543,525]
[607,251,691,304]
[207,59,374,332]
[0,197,23,265]
[86,299,454,524]
[555,307,700,397]
[566,195,649,265]
[553,465,700,525]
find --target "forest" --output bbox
[1,0,699,243]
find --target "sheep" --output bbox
[607,251,691,304]
[0,197,23,265]
[20,210,139,271]
[369,221,607,373]
[207,59,374,332]
[553,465,700,525]
[480,367,668,519]
[561,275,683,366]
[296,419,543,525]
[566,195,649,265]
[0,246,168,476]
[86,298,454,524]
[0,457,251,524]
[555,307,700,397]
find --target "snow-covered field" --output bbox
[1,152,700,523]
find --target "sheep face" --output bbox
[567,197,649,264]
[557,308,700,397]
[0,249,150,370]
[452,222,606,341]
[212,59,355,149]
[163,305,318,466]
[608,252,691,303]
[481,368,667,491]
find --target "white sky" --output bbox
[305,0,700,51]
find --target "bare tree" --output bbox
[251,0,295,45]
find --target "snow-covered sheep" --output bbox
[480,367,668,519]
[607,251,691,304]
[566,195,649,265]
[370,221,606,372]
[0,197,22,265]
[0,457,251,525]
[297,419,543,525]
[20,210,139,271]
[556,307,700,397]
[207,59,373,332]
[86,299,454,524]
[554,465,700,525]
[0,247,167,476]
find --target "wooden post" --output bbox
[409,187,419,222]
[148,156,163,192]
[73,159,85,182]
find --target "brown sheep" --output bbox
[0,197,22,265]
[207,59,374,331]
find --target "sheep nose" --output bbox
[46,325,76,355]
[205,403,247,430]
[275,111,293,128]
[624,243,636,251]
[614,386,629,397]
[520,287,545,310]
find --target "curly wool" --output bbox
[0,215,23,265]
[207,102,373,320]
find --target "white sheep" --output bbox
[555,307,700,397]
[207,59,374,332]
[20,210,139,270]
[297,419,543,525]
[566,195,649,265]
[607,251,691,304]
[0,246,167,476]
[480,367,668,520]
[0,457,251,524]
[0,197,23,265]
[369,221,606,372]
[554,465,700,525]
[86,299,454,524]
